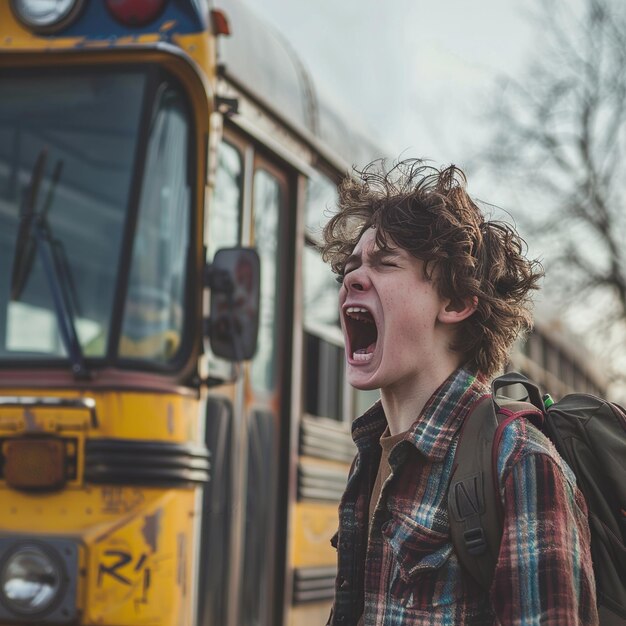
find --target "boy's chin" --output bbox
[347,372,381,391]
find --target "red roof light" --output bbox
[210,9,231,36]
[105,0,167,27]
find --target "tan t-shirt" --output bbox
[357,427,407,626]
[368,428,406,527]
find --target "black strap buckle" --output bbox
[463,527,487,555]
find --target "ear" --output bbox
[437,296,478,324]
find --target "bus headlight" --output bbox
[10,0,85,33]
[1,546,61,614]
[0,540,78,623]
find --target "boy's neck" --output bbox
[380,361,462,435]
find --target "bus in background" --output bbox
[0,1,381,625]
[510,314,608,400]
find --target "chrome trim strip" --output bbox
[300,415,355,464]
[292,566,336,604]
[0,396,98,428]
[298,461,349,502]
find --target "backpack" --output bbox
[448,371,626,625]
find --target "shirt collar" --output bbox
[352,367,489,462]
[352,400,387,451]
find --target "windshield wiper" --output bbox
[10,150,45,301]
[10,149,89,379]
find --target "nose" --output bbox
[344,266,370,292]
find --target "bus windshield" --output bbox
[0,68,188,362]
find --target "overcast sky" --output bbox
[240,0,546,277]
[247,0,535,200]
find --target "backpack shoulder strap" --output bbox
[448,373,544,591]
[448,395,502,591]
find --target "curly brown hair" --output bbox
[321,159,544,378]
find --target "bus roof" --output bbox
[217,0,388,171]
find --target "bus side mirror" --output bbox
[205,247,260,361]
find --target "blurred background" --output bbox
[258,0,626,400]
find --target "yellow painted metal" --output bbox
[84,489,197,626]
[0,390,201,442]
[292,501,339,568]
[0,486,198,625]
[0,393,203,625]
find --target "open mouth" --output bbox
[344,306,378,363]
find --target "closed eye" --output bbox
[377,259,401,270]
[375,250,402,268]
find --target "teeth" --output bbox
[345,306,374,322]
[352,351,374,362]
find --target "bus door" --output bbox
[243,152,292,626]
[200,131,294,626]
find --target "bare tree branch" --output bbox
[482,0,626,393]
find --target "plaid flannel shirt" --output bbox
[328,368,597,626]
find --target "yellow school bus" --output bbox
[0,1,381,624]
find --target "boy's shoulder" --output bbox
[495,414,577,487]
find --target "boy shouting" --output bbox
[322,161,597,625]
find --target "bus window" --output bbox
[305,171,337,243]
[119,84,191,363]
[250,168,281,393]
[303,172,339,329]
[302,173,347,420]
[303,245,341,329]
[0,70,146,361]
[304,329,344,420]
[207,140,242,259]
